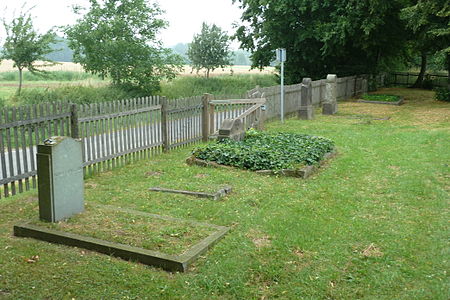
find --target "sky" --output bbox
[0,0,244,48]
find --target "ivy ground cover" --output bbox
[361,93,401,102]
[192,129,335,171]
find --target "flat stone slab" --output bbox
[186,149,337,179]
[13,207,229,272]
[357,97,404,106]
[149,186,232,201]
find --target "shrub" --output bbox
[192,129,335,171]
[434,87,450,102]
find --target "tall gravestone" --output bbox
[37,136,84,222]
[323,74,338,115]
[298,78,314,120]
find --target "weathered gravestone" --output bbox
[217,119,245,141]
[37,136,84,222]
[298,78,314,120]
[323,74,338,115]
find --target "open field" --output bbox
[0,88,448,299]
[0,60,275,76]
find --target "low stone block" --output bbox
[298,106,315,120]
[323,102,338,115]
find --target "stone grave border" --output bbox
[149,186,232,200]
[357,97,404,106]
[13,205,229,272]
[186,149,337,179]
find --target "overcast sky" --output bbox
[0,0,244,48]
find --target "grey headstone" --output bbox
[323,74,338,115]
[299,78,314,120]
[37,136,84,222]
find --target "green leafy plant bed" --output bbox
[358,94,404,105]
[187,130,336,178]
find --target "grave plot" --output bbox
[357,94,404,105]
[14,136,229,272]
[15,205,228,272]
[187,129,336,178]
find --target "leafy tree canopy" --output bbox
[187,23,232,78]
[233,0,409,83]
[65,0,183,93]
[1,9,57,94]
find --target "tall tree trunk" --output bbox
[18,68,23,95]
[412,52,427,88]
[206,68,210,78]
[447,52,450,91]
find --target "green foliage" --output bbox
[434,87,450,101]
[159,74,277,99]
[362,94,401,102]
[233,0,408,83]
[401,0,450,87]
[187,23,232,78]
[14,85,138,105]
[192,129,335,171]
[65,0,183,94]
[0,71,97,82]
[0,9,57,93]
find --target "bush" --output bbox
[14,85,142,105]
[434,87,450,102]
[192,129,335,171]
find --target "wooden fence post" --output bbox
[70,104,79,139]
[208,95,215,135]
[161,97,169,152]
[202,93,212,142]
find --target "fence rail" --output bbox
[387,72,448,87]
[0,73,380,199]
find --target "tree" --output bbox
[187,23,232,78]
[233,0,409,83]
[1,10,57,94]
[402,0,450,88]
[65,0,182,93]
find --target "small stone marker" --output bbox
[323,74,338,115]
[217,119,245,141]
[37,136,84,222]
[298,78,314,120]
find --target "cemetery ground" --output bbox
[0,88,449,299]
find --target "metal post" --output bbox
[281,60,284,123]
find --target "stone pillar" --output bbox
[37,136,84,222]
[298,78,314,120]
[323,74,338,115]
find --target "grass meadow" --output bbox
[0,88,448,299]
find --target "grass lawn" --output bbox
[0,88,449,299]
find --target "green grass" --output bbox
[362,93,401,102]
[31,205,216,255]
[0,71,99,82]
[159,74,277,99]
[0,88,449,299]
